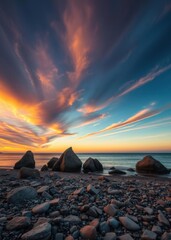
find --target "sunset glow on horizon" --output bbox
[0,0,171,153]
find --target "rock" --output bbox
[89,218,99,228]
[83,157,103,173]
[37,186,49,194]
[87,184,99,195]
[63,215,81,224]
[119,216,140,231]
[72,187,85,195]
[19,167,40,179]
[47,157,58,168]
[107,217,119,229]
[158,211,170,226]
[136,155,170,174]
[55,233,64,240]
[119,234,134,240]
[103,232,116,240]
[161,232,171,240]
[80,225,97,240]
[34,218,49,227]
[6,216,31,231]
[144,207,153,215]
[32,202,50,214]
[52,147,82,172]
[108,169,126,174]
[21,222,51,240]
[104,204,117,216]
[99,221,110,234]
[41,165,48,171]
[65,236,74,240]
[14,150,35,169]
[151,225,162,234]
[7,186,37,204]
[141,230,157,240]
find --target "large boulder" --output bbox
[136,155,170,175]
[14,151,35,169]
[47,157,58,168]
[52,147,82,172]
[83,157,103,173]
[19,167,40,179]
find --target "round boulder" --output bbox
[14,151,35,169]
[19,167,40,179]
[136,155,170,174]
[83,157,103,173]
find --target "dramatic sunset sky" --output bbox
[0,0,171,153]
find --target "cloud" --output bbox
[73,113,106,128]
[80,105,171,139]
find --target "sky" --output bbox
[0,0,171,153]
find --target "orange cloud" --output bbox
[63,1,94,85]
[80,107,166,139]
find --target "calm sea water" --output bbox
[0,152,170,177]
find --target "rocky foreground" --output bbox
[0,169,170,240]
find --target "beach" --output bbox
[0,168,170,240]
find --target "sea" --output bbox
[0,152,171,178]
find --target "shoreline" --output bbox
[0,168,170,239]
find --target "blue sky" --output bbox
[0,0,171,152]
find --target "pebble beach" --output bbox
[0,168,170,240]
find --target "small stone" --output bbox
[119,234,134,240]
[32,202,50,214]
[89,218,99,228]
[161,232,171,240]
[65,236,74,240]
[6,216,31,231]
[99,221,110,234]
[7,186,37,204]
[80,225,97,240]
[50,198,60,206]
[55,233,64,240]
[87,184,99,195]
[144,207,153,215]
[151,225,162,234]
[141,230,157,240]
[34,217,49,227]
[63,215,81,224]
[37,186,49,194]
[103,232,116,240]
[119,216,140,231]
[72,187,84,195]
[107,217,119,229]
[21,222,51,240]
[158,211,170,226]
[104,204,117,217]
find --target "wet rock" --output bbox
[144,207,153,215]
[80,225,97,240]
[21,222,51,240]
[151,225,162,234]
[89,218,99,228]
[141,229,157,240]
[19,167,40,179]
[6,216,31,231]
[37,186,49,194]
[14,150,35,169]
[32,202,50,214]
[83,157,103,173]
[55,233,64,240]
[65,236,74,240]
[72,187,84,195]
[34,217,49,227]
[119,216,140,231]
[136,155,170,174]
[52,147,82,172]
[7,186,37,204]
